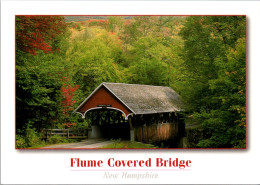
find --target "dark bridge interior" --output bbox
[87,109,130,140]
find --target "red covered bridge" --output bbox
[73,82,184,143]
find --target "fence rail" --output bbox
[43,128,87,139]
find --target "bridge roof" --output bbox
[74,82,183,118]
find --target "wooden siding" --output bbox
[78,86,132,116]
[135,122,178,143]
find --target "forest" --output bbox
[16,15,246,148]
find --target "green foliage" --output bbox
[107,16,125,32]
[73,27,94,41]
[75,23,82,31]
[16,16,71,132]
[16,135,27,149]
[16,50,65,130]
[128,58,168,85]
[25,127,43,147]
[74,120,89,130]
[66,28,125,94]
[47,135,63,144]
[126,35,176,86]
[186,127,203,148]
[178,16,246,148]
[16,125,44,148]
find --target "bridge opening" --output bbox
[86,109,130,140]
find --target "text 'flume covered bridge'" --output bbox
[74,82,184,143]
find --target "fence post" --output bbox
[67,129,69,139]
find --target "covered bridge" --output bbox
[74,82,184,143]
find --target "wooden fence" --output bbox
[43,129,87,139]
[135,122,178,143]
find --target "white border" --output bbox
[81,107,132,120]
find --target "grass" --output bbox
[100,140,156,149]
[22,138,82,149]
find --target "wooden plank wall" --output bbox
[135,122,177,143]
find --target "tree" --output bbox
[107,16,125,33]
[16,16,67,55]
[119,16,185,86]
[66,27,125,95]
[16,16,69,131]
[126,36,170,85]
[16,51,65,130]
[179,16,246,148]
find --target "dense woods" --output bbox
[16,15,246,148]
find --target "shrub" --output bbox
[16,135,27,148]
[25,127,42,147]
[16,126,43,148]
[47,135,63,144]
[75,120,88,130]
[186,127,203,148]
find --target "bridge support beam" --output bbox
[130,128,135,142]
[128,116,135,142]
